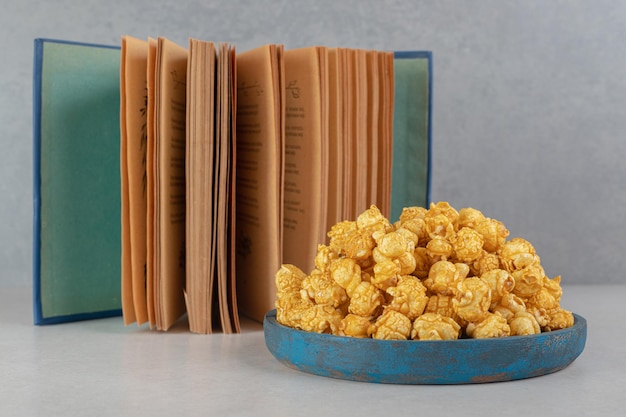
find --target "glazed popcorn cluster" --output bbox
[274,202,574,340]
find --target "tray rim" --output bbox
[264,309,587,384]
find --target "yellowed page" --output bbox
[154,37,187,331]
[341,48,355,220]
[235,44,284,323]
[216,42,235,334]
[145,37,157,328]
[120,37,135,325]
[354,49,368,216]
[228,44,241,333]
[283,46,325,274]
[185,38,216,334]
[327,48,344,228]
[378,51,394,219]
[317,46,329,243]
[366,50,379,212]
[121,36,149,326]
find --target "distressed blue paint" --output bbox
[264,310,587,384]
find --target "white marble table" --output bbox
[1,284,623,417]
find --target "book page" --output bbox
[366,50,379,213]
[283,46,325,274]
[317,47,329,243]
[353,49,368,216]
[326,48,344,229]
[380,51,394,219]
[146,37,157,328]
[235,44,284,323]
[227,45,240,333]
[216,42,236,333]
[120,37,135,325]
[154,37,187,331]
[340,48,355,220]
[121,36,149,326]
[185,38,216,334]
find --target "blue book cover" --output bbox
[33,38,122,324]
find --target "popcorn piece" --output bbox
[372,228,417,276]
[425,293,466,327]
[426,201,460,228]
[348,281,385,318]
[457,207,486,230]
[314,244,339,273]
[425,213,456,241]
[453,277,492,323]
[411,313,461,340]
[511,263,545,299]
[327,221,376,266]
[509,311,541,336]
[399,218,428,247]
[426,237,453,263]
[491,293,527,322]
[337,314,374,338]
[543,275,563,303]
[385,275,429,320]
[480,269,515,308]
[327,220,357,253]
[301,269,348,308]
[298,304,344,334]
[371,309,412,340]
[275,292,314,329]
[543,307,575,331]
[275,264,307,295]
[499,237,540,272]
[526,286,559,311]
[412,247,431,278]
[466,312,511,339]
[526,305,549,328]
[423,260,465,296]
[423,201,459,241]
[470,250,501,277]
[451,227,484,263]
[356,205,394,235]
[371,258,401,290]
[474,218,509,253]
[399,206,428,223]
[330,258,362,295]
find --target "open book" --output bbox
[33,37,432,332]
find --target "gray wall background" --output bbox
[2,0,625,287]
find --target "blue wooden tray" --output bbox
[264,310,586,384]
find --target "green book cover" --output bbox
[391,51,432,221]
[33,38,122,324]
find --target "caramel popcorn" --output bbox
[411,313,461,340]
[480,269,515,308]
[371,309,412,340]
[424,293,466,327]
[474,218,509,253]
[453,277,492,323]
[466,312,511,339]
[385,275,429,320]
[451,227,484,264]
[509,311,541,336]
[423,260,467,296]
[337,314,374,338]
[274,202,574,339]
[301,268,348,308]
